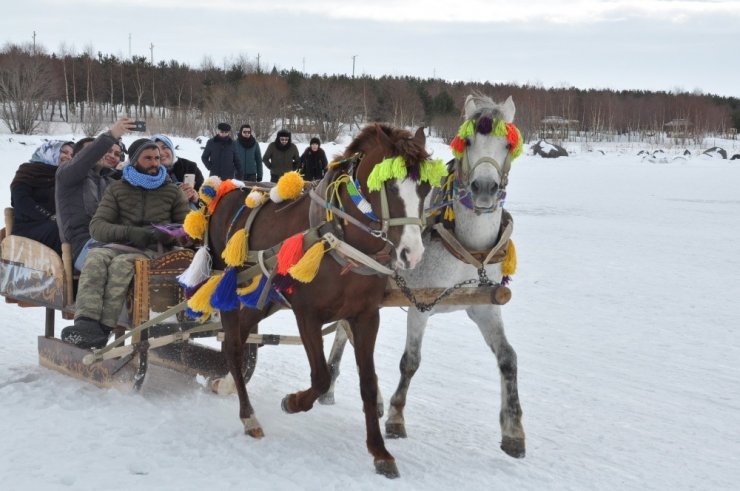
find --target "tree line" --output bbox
[1,42,738,143]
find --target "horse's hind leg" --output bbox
[319,320,384,417]
[467,305,525,458]
[221,309,264,438]
[386,307,429,439]
[348,311,398,478]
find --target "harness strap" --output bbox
[432,209,514,269]
[309,189,380,237]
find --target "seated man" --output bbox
[60,139,190,349]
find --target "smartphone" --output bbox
[132,120,147,132]
[183,174,196,187]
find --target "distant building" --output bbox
[664,118,692,139]
[539,116,579,142]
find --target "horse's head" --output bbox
[344,125,444,270]
[451,95,523,212]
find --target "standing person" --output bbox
[262,129,300,183]
[60,140,190,349]
[55,118,133,271]
[201,123,242,180]
[152,133,204,205]
[235,124,263,182]
[299,137,328,181]
[10,140,74,254]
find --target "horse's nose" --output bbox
[471,178,498,196]
[399,246,422,269]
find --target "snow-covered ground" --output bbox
[0,132,739,490]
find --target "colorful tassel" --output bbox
[502,239,517,276]
[419,159,449,187]
[183,208,208,241]
[443,206,455,221]
[236,275,262,296]
[177,246,212,287]
[450,135,466,159]
[276,233,305,275]
[198,177,221,205]
[211,267,240,311]
[208,179,238,214]
[186,273,222,317]
[289,240,325,283]
[238,274,279,309]
[245,189,267,208]
[276,171,305,201]
[222,229,248,267]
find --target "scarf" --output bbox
[10,162,58,190]
[123,164,167,189]
[238,134,257,149]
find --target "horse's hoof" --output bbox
[281,395,294,414]
[318,392,335,405]
[374,459,400,479]
[385,422,407,439]
[501,436,526,458]
[246,427,264,439]
[376,402,384,418]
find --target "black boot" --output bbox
[60,317,111,349]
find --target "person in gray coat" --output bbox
[55,118,134,271]
[201,122,243,180]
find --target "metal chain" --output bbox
[393,273,477,313]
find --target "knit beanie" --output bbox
[310,137,321,146]
[152,134,176,163]
[217,122,231,132]
[128,138,159,166]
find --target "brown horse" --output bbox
[207,124,433,478]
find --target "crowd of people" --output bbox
[7,119,330,349]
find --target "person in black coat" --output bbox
[300,137,328,181]
[152,134,204,206]
[10,140,74,254]
[201,123,243,180]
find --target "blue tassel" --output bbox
[185,307,205,319]
[211,267,240,311]
[238,275,280,309]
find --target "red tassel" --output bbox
[276,233,305,275]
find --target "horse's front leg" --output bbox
[386,307,429,439]
[281,311,330,414]
[467,305,525,458]
[221,309,264,438]
[349,310,399,478]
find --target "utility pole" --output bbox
[149,43,154,65]
[32,31,36,54]
[352,55,357,79]
[302,57,305,74]
[128,33,132,59]
[257,53,261,73]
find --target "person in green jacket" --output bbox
[262,129,300,183]
[235,124,263,181]
[60,139,190,349]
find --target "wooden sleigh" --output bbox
[0,207,511,391]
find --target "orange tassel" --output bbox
[207,180,238,214]
[276,233,305,275]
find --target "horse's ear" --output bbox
[501,96,516,123]
[413,126,426,146]
[463,95,477,120]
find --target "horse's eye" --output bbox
[464,138,471,147]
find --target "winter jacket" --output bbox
[300,148,328,181]
[10,162,61,253]
[167,157,204,190]
[89,178,190,249]
[201,135,242,180]
[235,136,263,181]
[55,132,121,262]
[262,141,300,180]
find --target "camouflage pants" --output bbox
[74,247,151,328]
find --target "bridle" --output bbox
[456,131,514,213]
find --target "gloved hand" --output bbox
[128,226,154,248]
[152,229,178,247]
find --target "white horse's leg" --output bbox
[386,307,429,438]
[467,304,525,458]
[320,321,384,415]
[319,320,350,406]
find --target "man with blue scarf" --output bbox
[61,139,190,349]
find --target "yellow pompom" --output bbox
[276,171,305,201]
[187,273,222,316]
[289,240,325,283]
[245,190,266,208]
[236,274,261,296]
[221,229,248,267]
[502,239,517,276]
[183,209,208,241]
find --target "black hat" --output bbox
[128,138,158,165]
[217,122,231,132]
[310,137,321,146]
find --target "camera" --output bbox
[132,120,147,132]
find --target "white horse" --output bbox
[320,94,526,458]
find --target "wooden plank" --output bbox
[381,285,511,307]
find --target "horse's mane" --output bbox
[342,124,431,168]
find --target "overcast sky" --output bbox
[3,0,739,97]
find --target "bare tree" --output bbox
[0,43,54,134]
